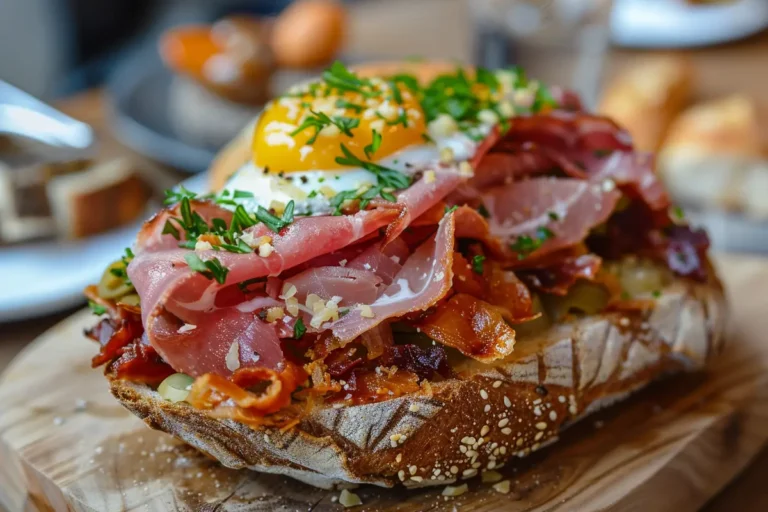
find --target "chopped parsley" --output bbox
[163,185,199,206]
[293,317,307,339]
[290,110,360,144]
[471,255,486,274]
[509,227,555,259]
[364,129,382,159]
[88,300,107,316]
[322,61,380,98]
[548,211,560,221]
[335,98,365,113]
[108,247,134,286]
[184,253,229,284]
[255,200,295,233]
[336,143,411,191]
[652,290,662,298]
[213,189,255,206]
[419,66,556,128]
[445,205,459,214]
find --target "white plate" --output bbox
[0,173,209,322]
[612,0,768,48]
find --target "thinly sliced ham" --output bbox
[286,267,383,306]
[347,238,409,286]
[468,113,668,213]
[129,206,401,377]
[330,212,456,343]
[519,253,602,295]
[590,151,669,211]
[382,170,466,243]
[481,177,620,261]
[136,201,234,253]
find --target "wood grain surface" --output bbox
[0,254,766,512]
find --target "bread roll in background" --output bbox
[271,0,347,69]
[599,55,692,152]
[658,95,768,217]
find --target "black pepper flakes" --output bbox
[535,385,548,397]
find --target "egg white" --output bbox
[222,122,492,215]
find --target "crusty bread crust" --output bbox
[111,277,726,489]
[208,60,466,192]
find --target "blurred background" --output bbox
[1,0,768,508]
[0,0,767,331]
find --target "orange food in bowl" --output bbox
[160,17,274,104]
[270,0,347,68]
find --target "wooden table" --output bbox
[1,0,767,509]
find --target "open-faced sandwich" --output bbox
[85,61,727,490]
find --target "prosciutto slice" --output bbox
[129,205,401,376]
[481,177,620,261]
[380,170,466,243]
[330,212,457,343]
[466,112,669,213]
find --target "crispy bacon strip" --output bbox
[106,342,175,386]
[417,294,516,362]
[186,362,307,416]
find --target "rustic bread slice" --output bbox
[110,277,726,489]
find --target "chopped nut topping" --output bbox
[358,304,375,318]
[194,240,213,252]
[225,342,240,372]
[280,282,297,299]
[258,242,275,258]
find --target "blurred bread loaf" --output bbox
[271,0,347,69]
[0,158,152,242]
[599,55,692,152]
[658,95,768,217]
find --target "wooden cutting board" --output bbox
[1,254,768,512]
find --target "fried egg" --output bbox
[222,66,530,215]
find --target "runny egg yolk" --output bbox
[252,79,427,172]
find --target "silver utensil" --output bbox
[0,80,95,152]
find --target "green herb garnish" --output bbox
[335,98,365,113]
[336,144,411,191]
[322,61,379,98]
[471,255,486,274]
[184,253,229,284]
[255,200,295,233]
[290,110,360,144]
[294,317,307,339]
[88,300,107,316]
[163,185,198,206]
[509,227,555,259]
[364,129,382,159]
